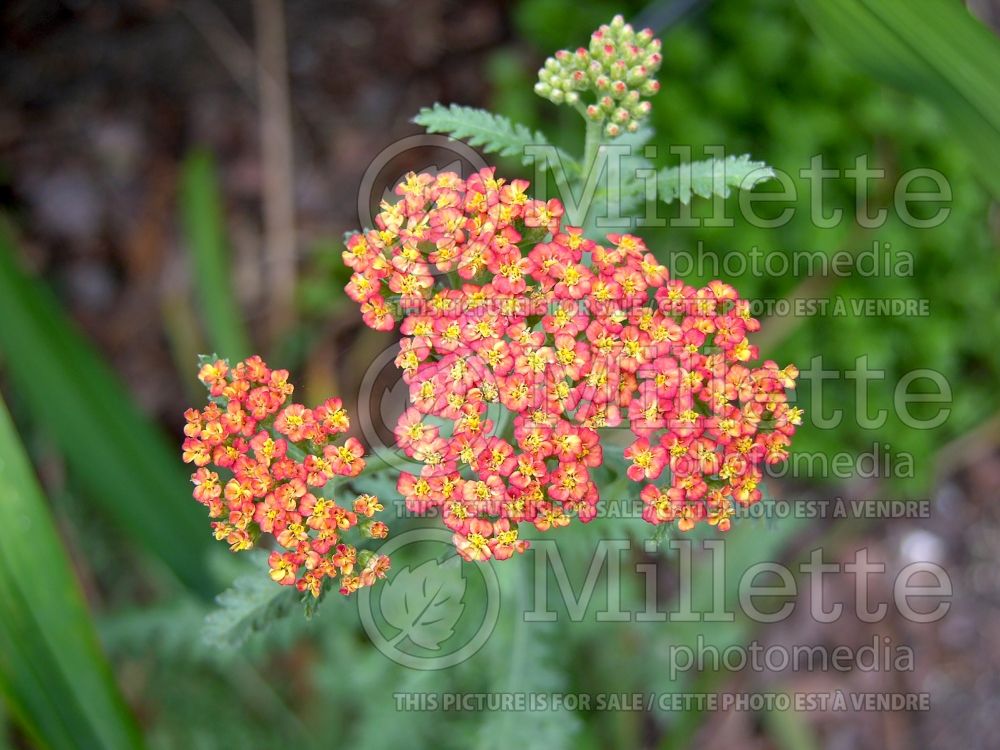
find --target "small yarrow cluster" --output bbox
[344,168,802,560]
[535,15,662,137]
[181,356,390,596]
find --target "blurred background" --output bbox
[1,0,999,748]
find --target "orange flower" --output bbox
[183,356,391,599]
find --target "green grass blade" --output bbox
[0,225,214,596]
[180,150,251,359]
[798,0,1000,195]
[0,395,144,749]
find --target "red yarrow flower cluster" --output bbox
[344,167,802,559]
[181,356,390,596]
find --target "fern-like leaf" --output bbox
[202,569,299,649]
[414,103,577,172]
[658,154,775,205]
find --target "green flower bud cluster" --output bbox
[534,15,662,137]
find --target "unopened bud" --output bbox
[627,66,648,86]
[641,80,661,96]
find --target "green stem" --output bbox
[359,450,398,475]
[582,116,605,178]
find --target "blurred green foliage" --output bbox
[798,0,1000,195]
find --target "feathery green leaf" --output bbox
[203,566,299,650]
[414,103,578,172]
[658,154,775,205]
